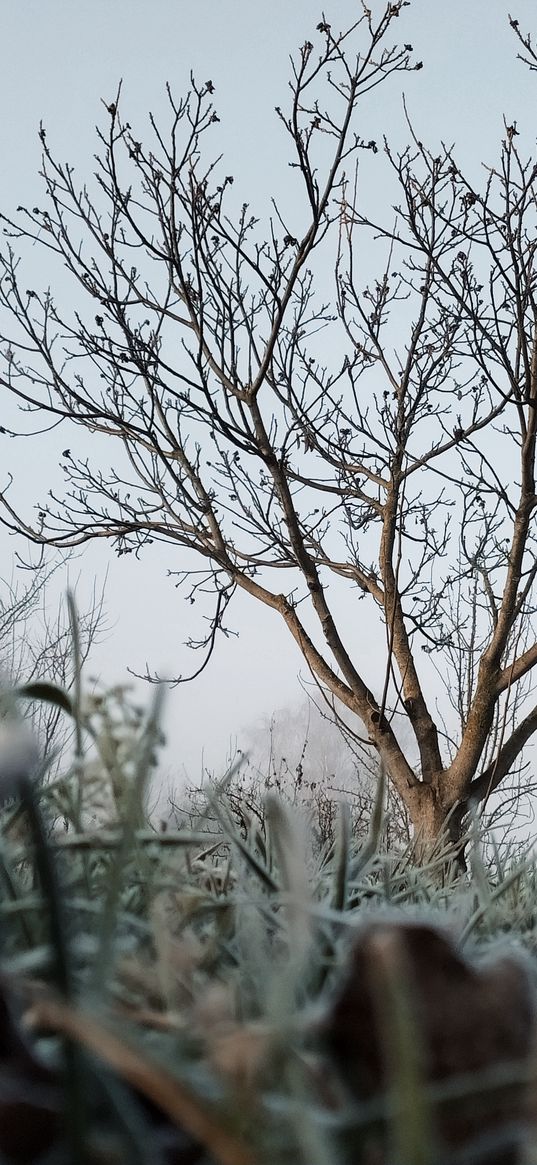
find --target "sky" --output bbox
[0,0,536,786]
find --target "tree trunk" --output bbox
[405,779,467,868]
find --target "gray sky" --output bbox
[1,0,536,782]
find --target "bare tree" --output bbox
[0,552,105,766]
[170,696,411,856]
[233,699,412,851]
[1,3,537,850]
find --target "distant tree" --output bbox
[2,4,537,852]
[0,553,105,768]
[230,698,413,852]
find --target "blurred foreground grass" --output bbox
[1,671,537,1164]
